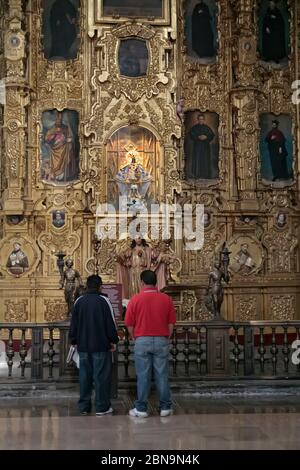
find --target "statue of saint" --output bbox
[205,259,229,319]
[116,237,151,299]
[115,147,151,210]
[60,259,82,315]
[128,238,151,297]
[116,240,132,300]
[150,241,179,291]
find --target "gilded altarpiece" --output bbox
[0,0,299,323]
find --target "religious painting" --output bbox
[184,111,219,182]
[6,242,29,275]
[228,236,264,277]
[258,0,290,67]
[106,126,161,210]
[6,215,24,225]
[41,109,80,184]
[42,0,80,61]
[103,0,163,18]
[52,210,66,229]
[203,211,211,228]
[185,0,218,64]
[276,212,287,228]
[118,38,149,78]
[260,113,293,186]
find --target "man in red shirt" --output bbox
[125,270,176,418]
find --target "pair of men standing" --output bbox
[69,270,176,417]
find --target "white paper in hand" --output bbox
[67,345,80,368]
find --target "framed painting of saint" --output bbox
[41,109,80,184]
[185,0,218,64]
[258,0,290,67]
[260,113,294,186]
[184,111,219,182]
[42,0,80,61]
[94,0,170,25]
[118,38,149,78]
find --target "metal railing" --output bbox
[0,320,300,383]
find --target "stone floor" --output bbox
[0,392,300,450]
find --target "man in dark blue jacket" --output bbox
[69,275,119,415]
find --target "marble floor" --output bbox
[0,393,300,450]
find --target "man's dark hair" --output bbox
[86,275,102,290]
[140,270,157,286]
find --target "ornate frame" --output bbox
[90,0,171,27]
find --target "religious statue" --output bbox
[59,259,82,315]
[116,237,151,299]
[115,145,151,210]
[6,242,29,275]
[176,97,185,123]
[150,240,179,291]
[204,244,230,320]
[116,239,132,299]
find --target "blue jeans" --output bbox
[134,336,172,412]
[78,352,112,413]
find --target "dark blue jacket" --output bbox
[69,290,119,352]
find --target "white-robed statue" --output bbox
[115,147,151,210]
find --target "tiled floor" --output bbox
[0,392,300,450]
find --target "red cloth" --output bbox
[125,287,176,338]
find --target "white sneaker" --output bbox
[129,408,148,418]
[96,407,113,416]
[160,409,172,417]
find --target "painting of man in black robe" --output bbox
[192,1,215,58]
[260,0,289,64]
[43,0,79,61]
[185,112,219,181]
[185,0,218,63]
[260,114,293,185]
[265,120,290,181]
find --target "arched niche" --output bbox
[106,126,162,209]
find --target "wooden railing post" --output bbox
[243,325,255,376]
[31,327,44,380]
[206,321,231,377]
[58,325,77,378]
